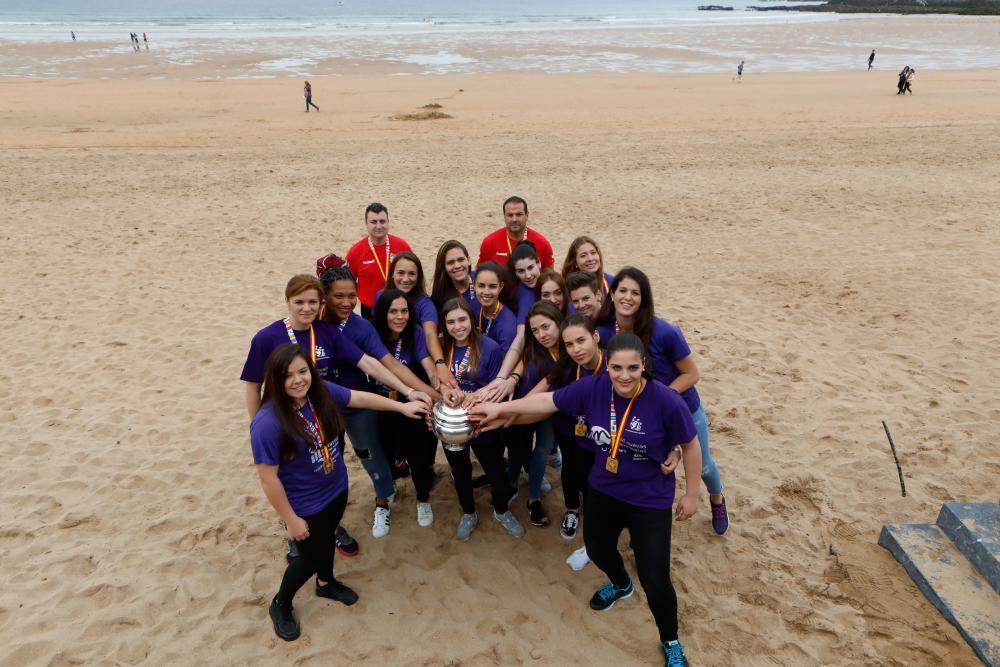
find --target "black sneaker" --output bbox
[269,597,300,641]
[527,500,549,527]
[335,525,359,557]
[316,579,359,606]
[560,510,579,540]
[589,577,634,611]
[286,539,300,563]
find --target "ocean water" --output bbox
[1,0,998,76]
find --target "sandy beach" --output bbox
[1,60,999,666]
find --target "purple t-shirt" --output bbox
[471,301,517,354]
[375,290,439,326]
[515,354,556,399]
[250,381,351,516]
[332,312,390,391]
[375,328,431,397]
[240,319,364,384]
[515,282,537,325]
[595,317,701,413]
[550,354,609,437]
[552,375,695,509]
[450,335,504,392]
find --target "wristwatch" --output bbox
[434,358,446,365]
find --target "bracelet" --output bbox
[403,388,413,398]
[510,372,522,383]
[434,358,446,365]
[496,375,508,382]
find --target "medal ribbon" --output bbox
[297,399,333,473]
[576,350,604,381]
[368,237,391,282]
[506,227,528,257]
[449,344,470,383]
[609,380,644,463]
[601,275,610,297]
[478,302,503,335]
[284,318,316,364]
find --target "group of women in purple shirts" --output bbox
[242,234,730,667]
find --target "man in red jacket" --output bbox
[344,203,413,319]
[477,196,554,270]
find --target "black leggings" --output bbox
[443,429,510,514]
[380,410,438,502]
[276,491,348,606]
[505,424,533,483]
[557,432,593,512]
[584,488,678,643]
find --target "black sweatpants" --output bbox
[583,488,679,643]
[380,410,438,502]
[276,491,348,607]
[443,429,510,514]
[557,432,593,512]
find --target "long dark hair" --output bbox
[522,301,564,374]
[475,260,517,311]
[560,235,604,280]
[548,312,599,388]
[439,297,481,374]
[595,266,655,352]
[384,251,427,298]
[373,289,416,356]
[431,240,471,311]
[262,344,345,462]
[507,239,539,284]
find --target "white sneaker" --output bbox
[372,506,391,538]
[493,510,526,539]
[567,545,590,571]
[416,502,434,527]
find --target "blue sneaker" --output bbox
[588,576,634,611]
[661,640,688,666]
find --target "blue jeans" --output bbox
[691,404,723,496]
[344,408,395,500]
[507,419,555,500]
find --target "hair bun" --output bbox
[315,253,348,277]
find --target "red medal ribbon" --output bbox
[297,399,333,474]
[608,379,644,464]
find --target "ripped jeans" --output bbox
[344,408,396,500]
[691,404,723,496]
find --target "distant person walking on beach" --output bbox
[71,31,76,42]
[904,68,914,95]
[868,49,875,71]
[143,32,148,50]
[737,60,744,82]
[897,66,910,94]
[304,81,320,112]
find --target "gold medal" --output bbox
[605,457,619,474]
[323,458,334,474]
[575,420,587,437]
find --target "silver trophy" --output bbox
[432,401,475,451]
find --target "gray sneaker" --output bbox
[456,513,478,541]
[493,510,526,539]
